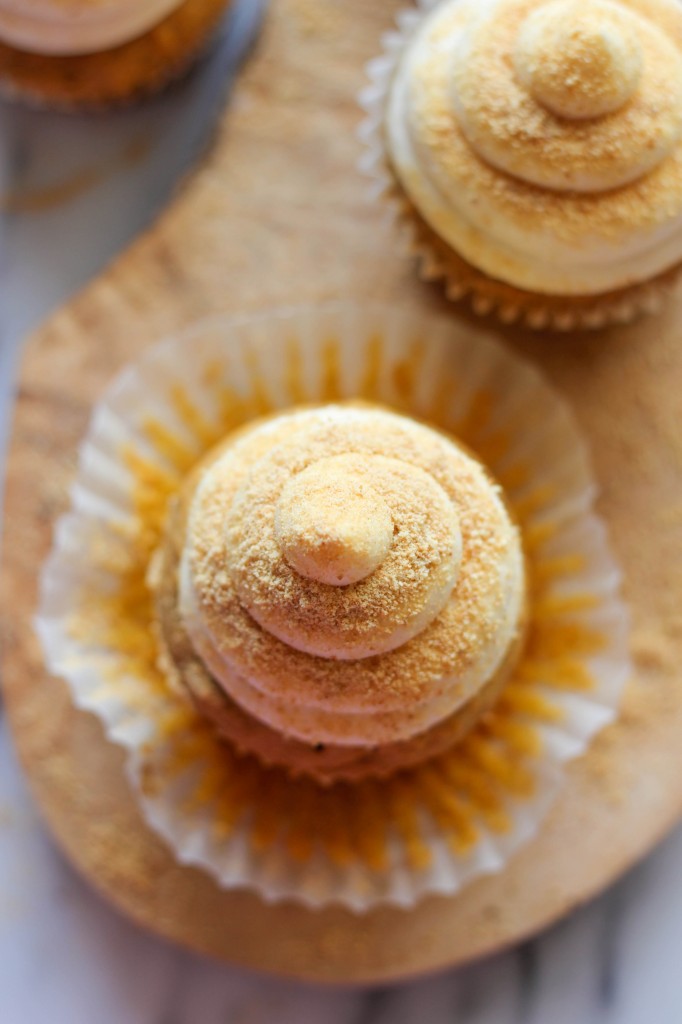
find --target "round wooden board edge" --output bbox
[2,647,680,985]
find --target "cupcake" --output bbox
[151,403,527,784]
[363,0,682,328]
[0,0,232,108]
[37,304,629,909]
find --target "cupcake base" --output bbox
[396,189,682,331]
[3,642,676,982]
[0,0,232,110]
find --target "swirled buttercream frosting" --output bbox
[0,0,183,55]
[385,0,682,295]
[158,404,525,755]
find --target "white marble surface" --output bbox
[2,6,682,1021]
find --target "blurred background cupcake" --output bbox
[361,0,682,328]
[0,0,233,108]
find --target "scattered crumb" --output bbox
[657,502,682,526]
[290,0,345,39]
[631,626,675,675]
[584,723,629,807]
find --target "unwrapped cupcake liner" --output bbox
[36,303,630,910]
[358,1,682,331]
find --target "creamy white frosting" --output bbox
[386,0,682,295]
[0,0,183,55]
[177,406,526,748]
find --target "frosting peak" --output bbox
[515,0,643,120]
[275,455,395,587]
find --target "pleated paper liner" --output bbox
[36,303,630,910]
[358,1,682,331]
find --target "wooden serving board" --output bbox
[4,0,682,984]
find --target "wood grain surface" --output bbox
[3,0,682,983]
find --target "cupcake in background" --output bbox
[0,0,232,108]
[361,0,682,328]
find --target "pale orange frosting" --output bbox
[177,405,525,748]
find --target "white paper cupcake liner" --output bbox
[358,1,681,330]
[36,302,631,910]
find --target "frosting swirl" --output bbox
[177,405,525,748]
[386,0,682,294]
[0,0,183,55]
